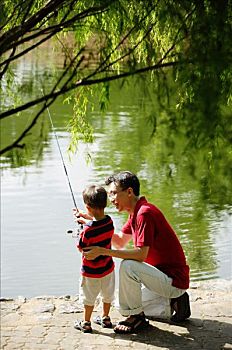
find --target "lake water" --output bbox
[1,48,232,298]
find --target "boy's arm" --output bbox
[73,208,93,225]
[77,230,87,252]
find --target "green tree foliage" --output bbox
[0,0,231,154]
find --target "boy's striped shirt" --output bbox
[77,215,114,278]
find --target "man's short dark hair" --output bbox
[82,185,107,209]
[105,171,140,196]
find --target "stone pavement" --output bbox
[1,279,232,350]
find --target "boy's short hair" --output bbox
[105,171,140,196]
[82,185,107,209]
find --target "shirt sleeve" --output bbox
[77,229,88,249]
[135,212,155,247]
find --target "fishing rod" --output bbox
[41,88,82,237]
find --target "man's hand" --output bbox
[83,246,103,260]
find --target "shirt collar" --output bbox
[131,196,147,220]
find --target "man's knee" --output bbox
[119,259,137,275]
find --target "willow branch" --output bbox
[0,59,185,121]
[0,1,113,55]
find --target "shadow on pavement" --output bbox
[92,317,232,349]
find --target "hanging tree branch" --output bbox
[0,0,231,156]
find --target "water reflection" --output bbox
[1,57,231,298]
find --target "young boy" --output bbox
[74,185,115,333]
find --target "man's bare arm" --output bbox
[83,245,149,262]
[111,231,132,249]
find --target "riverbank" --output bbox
[1,279,232,350]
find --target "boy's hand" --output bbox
[73,208,93,224]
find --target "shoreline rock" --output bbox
[1,278,231,303]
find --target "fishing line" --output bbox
[41,88,82,236]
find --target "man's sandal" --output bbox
[94,315,113,328]
[74,320,92,333]
[170,292,191,322]
[113,313,149,334]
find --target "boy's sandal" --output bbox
[74,320,92,333]
[170,292,191,322]
[113,313,149,334]
[94,315,113,328]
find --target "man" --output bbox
[82,171,191,334]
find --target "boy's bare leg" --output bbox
[74,304,94,332]
[84,304,94,322]
[91,303,112,328]
[102,302,111,317]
